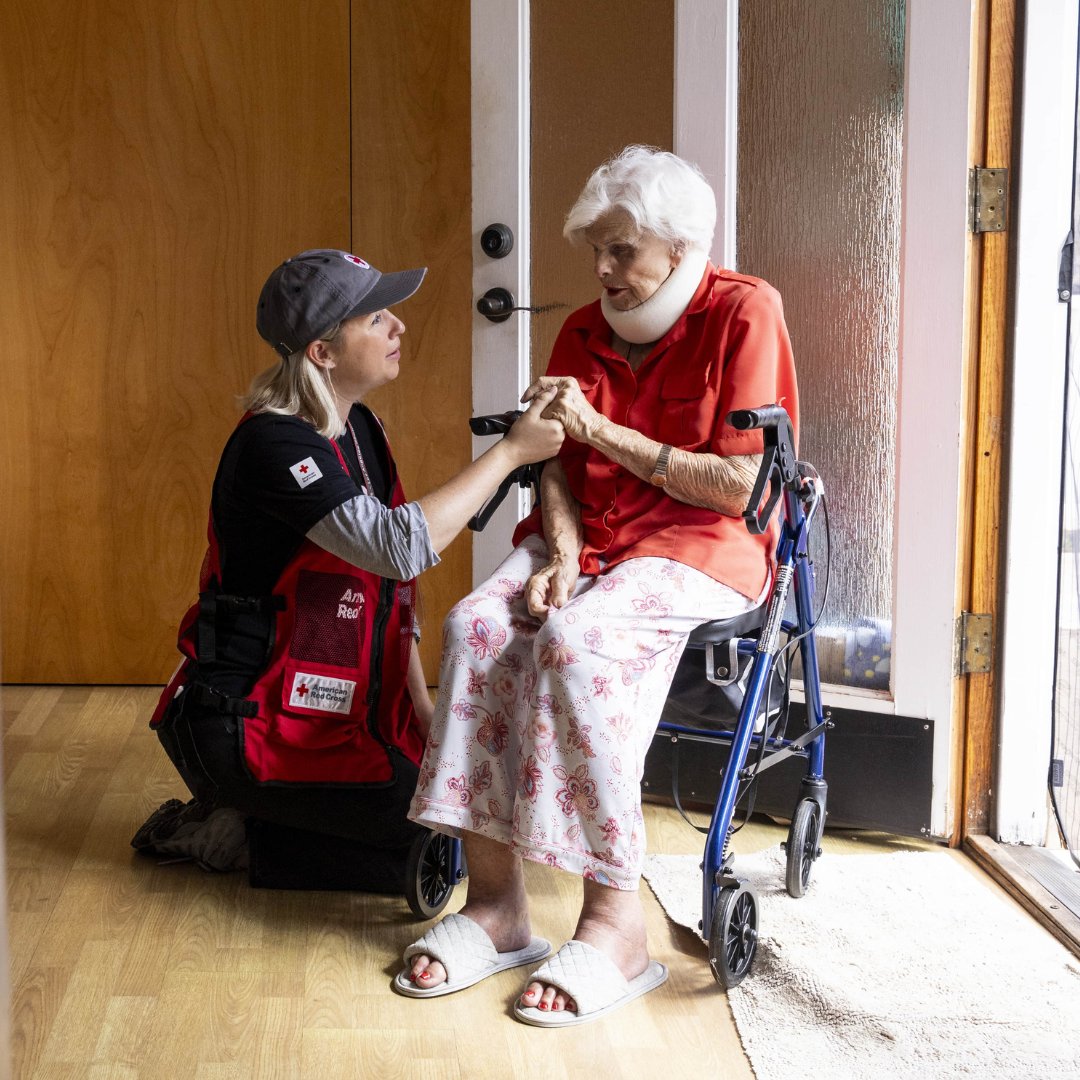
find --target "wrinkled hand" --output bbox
[525,557,580,617]
[522,377,603,444]
[503,386,565,465]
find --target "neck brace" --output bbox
[600,246,709,345]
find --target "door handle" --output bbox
[476,288,570,323]
[476,287,517,322]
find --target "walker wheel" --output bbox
[404,830,457,920]
[708,883,758,989]
[785,798,821,898]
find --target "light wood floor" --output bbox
[5,685,938,1080]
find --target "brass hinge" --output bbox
[970,168,1008,233]
[957,612,993,674]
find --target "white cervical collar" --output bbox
[600,246,709,345]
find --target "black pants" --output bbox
[156,688,424,893]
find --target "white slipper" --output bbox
[513,939,669,1028]
[392,912,551,999]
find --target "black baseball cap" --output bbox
[256,249,427,359]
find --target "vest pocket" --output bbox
[271,660,366,750]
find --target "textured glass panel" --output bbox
[738,0,905,689]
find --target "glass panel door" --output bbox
[737,0,906,692]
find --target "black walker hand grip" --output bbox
[467,411,542,531]
[728,404,791,431]
[469,410,523,436]
[727,405,798,535]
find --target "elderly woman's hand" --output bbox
[522,377,605,445]
[503,386,566,465]
[525,556,580,617]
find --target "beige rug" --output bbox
[642,846,1080,1079]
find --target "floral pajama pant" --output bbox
[408,534,758,890]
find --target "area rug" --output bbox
[642,846,1080,1079]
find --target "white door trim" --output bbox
[674,0,739,269]
[995,0,1078,845]
[471,0,532,584]
[890,0,977,836]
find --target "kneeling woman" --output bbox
[133,249,563,891]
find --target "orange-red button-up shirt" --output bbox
[514,263,799,600]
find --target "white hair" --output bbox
[563,145,716,253]
[240,322,344,440]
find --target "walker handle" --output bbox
[470,410,523,436]
[467,411,541,531]
[728,404,791,431]
[727,405,798,535]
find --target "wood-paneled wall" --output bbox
[0,0,472,684]
[353,1,472,681]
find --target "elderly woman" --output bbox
[397,147,798,1025]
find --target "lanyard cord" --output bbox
[344,418,375,497]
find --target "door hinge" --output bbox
[957,612,993,674]
[970,168,1008,233]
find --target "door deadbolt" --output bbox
[480,223,514,259]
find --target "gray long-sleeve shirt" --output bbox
[306,494,439,582]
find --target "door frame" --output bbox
[470,0,533,583]
[995,0,1077,845]
[471,0,979,839]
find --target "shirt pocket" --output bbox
[657,363,714,449]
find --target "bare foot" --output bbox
[519,881,649,1014]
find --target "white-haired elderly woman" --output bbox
[399,147,798,1026]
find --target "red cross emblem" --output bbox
[343,254,369,268]
[299,464,309,474]
[297,683,309,697]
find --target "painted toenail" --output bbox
[539,1003,548,1011]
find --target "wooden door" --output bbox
[0,0,352,683]
[353,1,473,682]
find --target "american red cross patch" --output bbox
[289,457,323,488]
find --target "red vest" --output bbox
[151,419,424,785]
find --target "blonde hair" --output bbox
[564,145,716,253]
[241,323,344,439]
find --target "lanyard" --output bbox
[344,419,375,497]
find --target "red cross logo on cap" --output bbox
[343,254,370,268]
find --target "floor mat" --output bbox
[643,846,1080,1080]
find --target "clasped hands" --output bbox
[521,376,604,445]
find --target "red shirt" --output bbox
[514,263,799,600]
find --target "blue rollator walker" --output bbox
[404,405,829,994]
[654,403,828,988]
